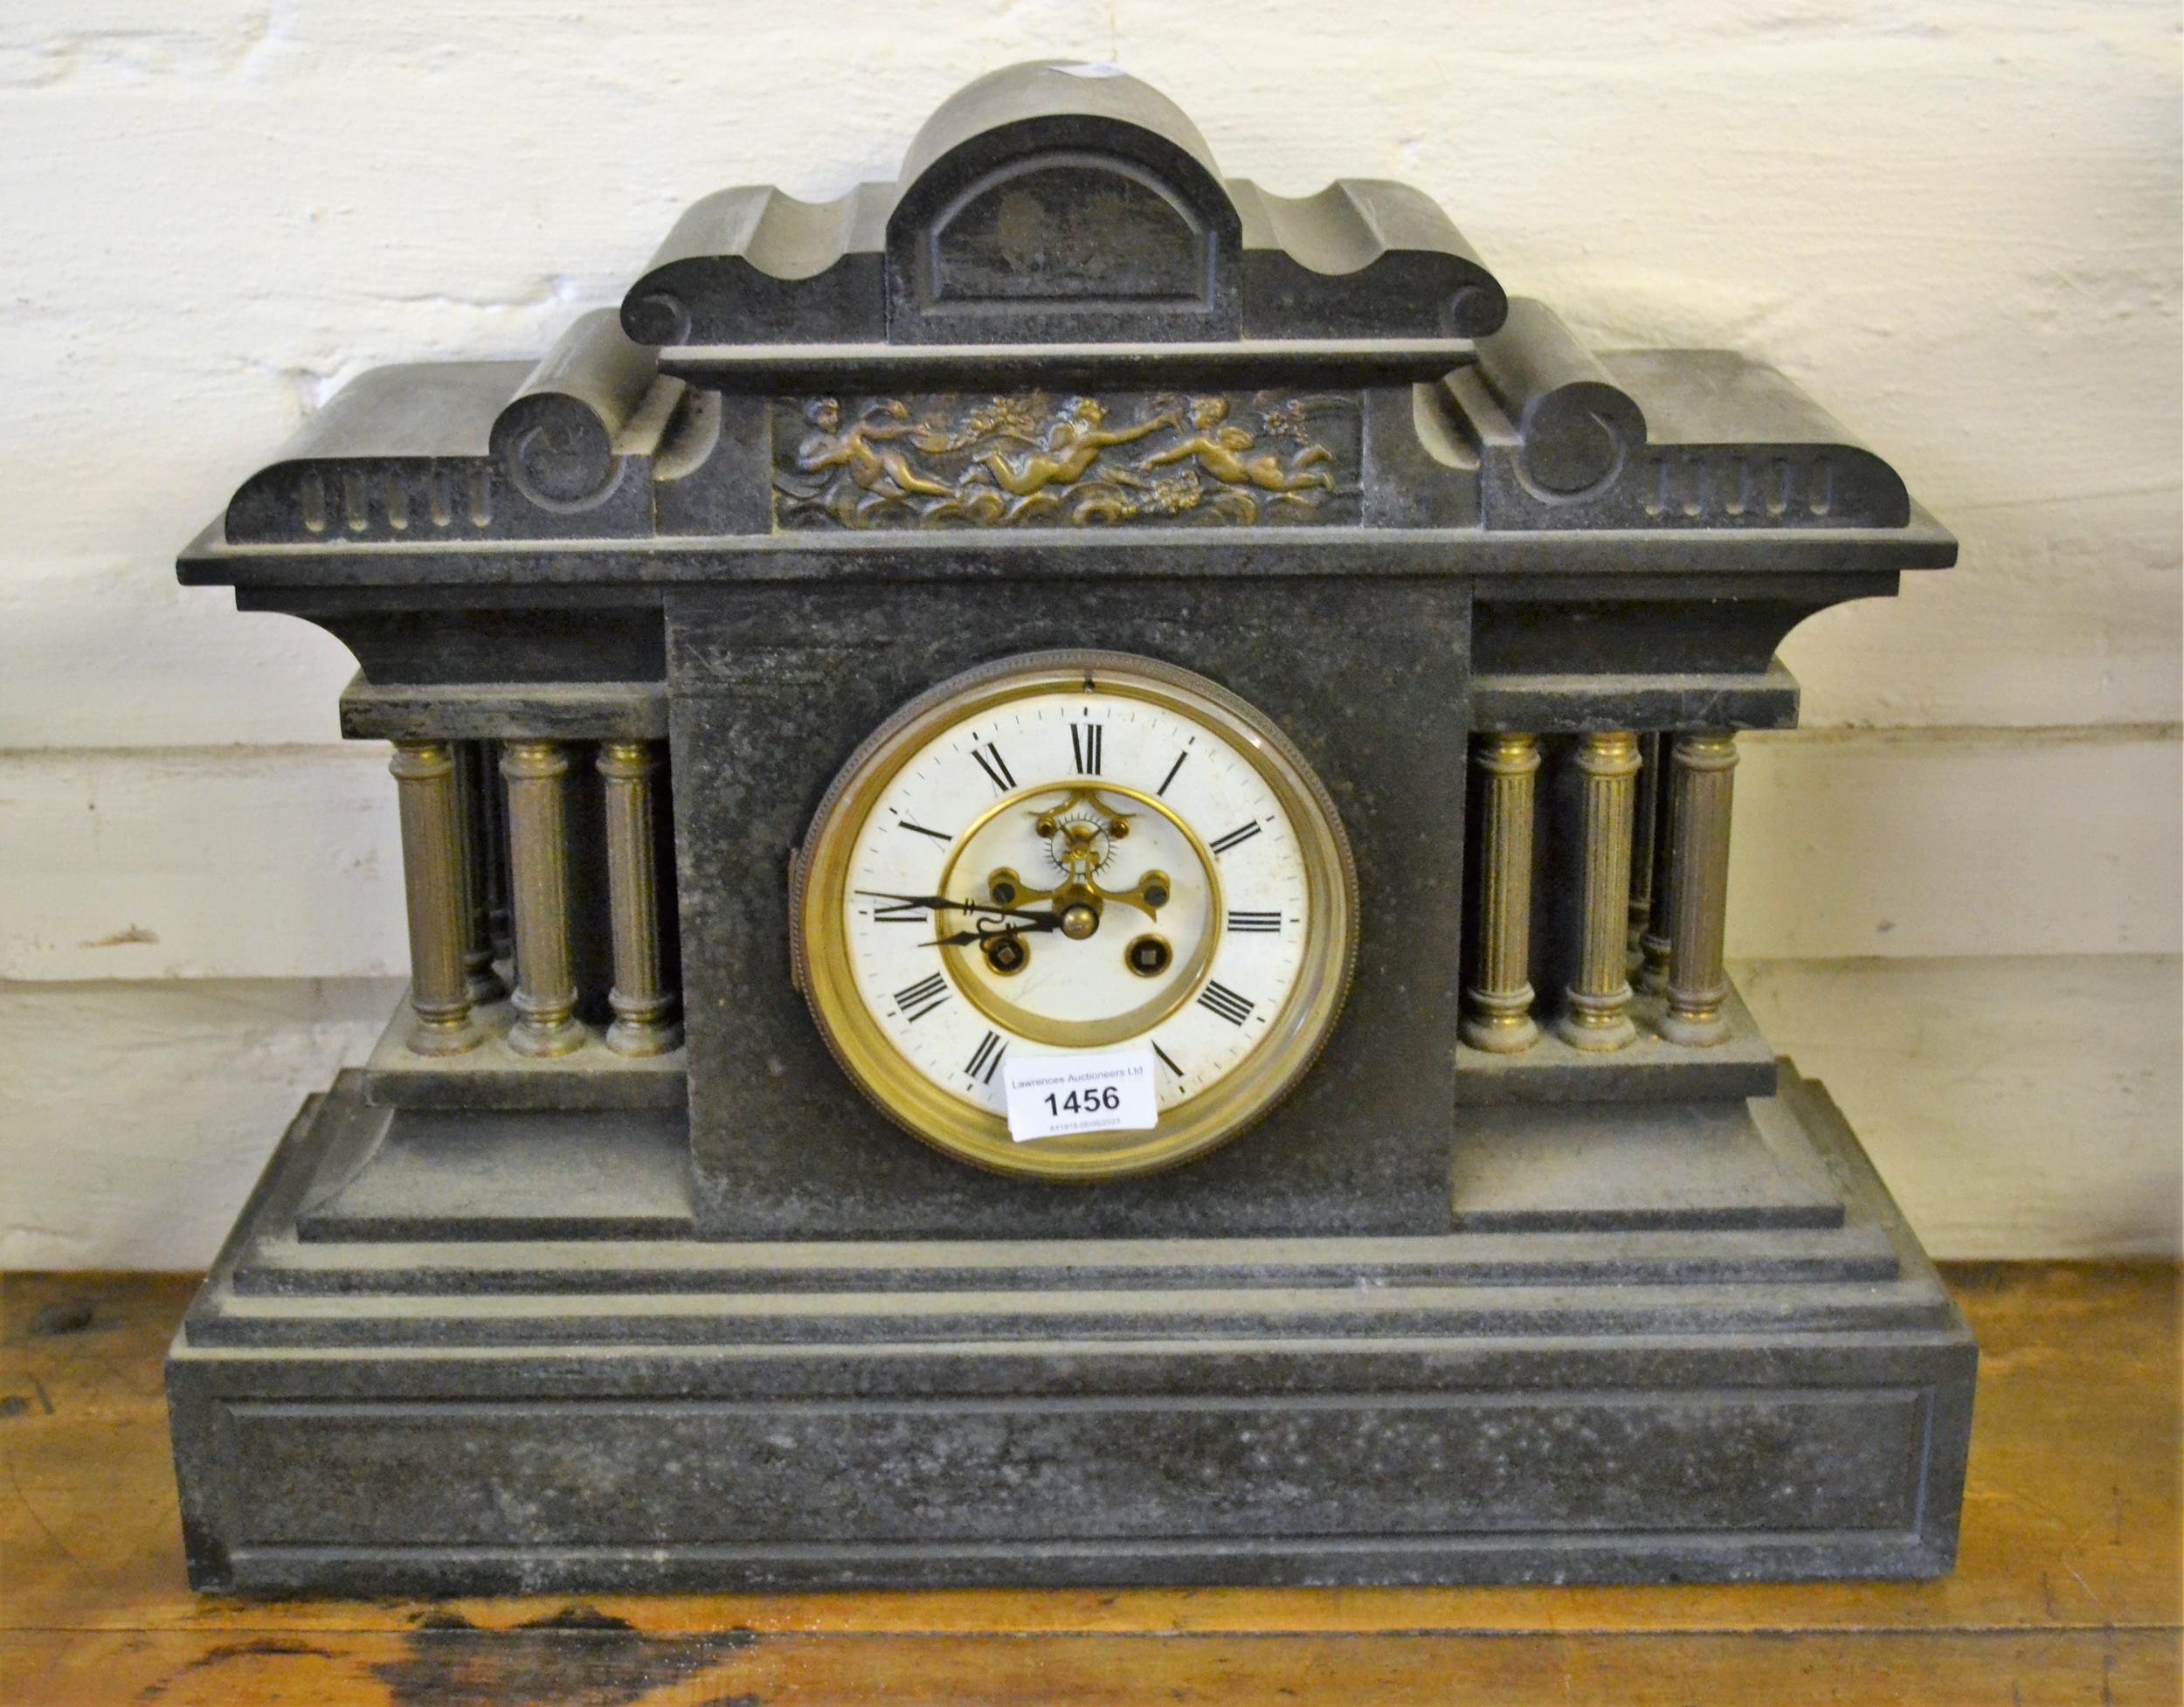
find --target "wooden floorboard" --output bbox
[2,1263,2178,1704]
[5,1628,2181,1707]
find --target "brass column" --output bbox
[480,743,514,962]
[388,741,480,1055]
[1659,730,1739,1046]
[1559,730,1642,1050]
[1461,731,1541,1053]
[1638,749,1677,995]
[500,739,585,1058]
[598,741,681,1055]
[453,742,508,1006]
[1627,730,1662,975]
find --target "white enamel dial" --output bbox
[794,653,1356,1181]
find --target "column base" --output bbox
[404,1014,481,1057]
[1659,1006,1733,1047]
[508,1012,587,1058]
[1557,1012,1637,1051]
[1558,985,1639,1053]
[1461,1011,1539,1054]
[607,1015,685,1057]
[1457,981,1776,1104]
[364,992,685,1110]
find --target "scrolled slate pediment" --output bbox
[623,61,1507,349]
[198,65,1945,561]
[1456,301,1912,529]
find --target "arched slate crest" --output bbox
[884,63,1242,342]
[621,61,1507,350]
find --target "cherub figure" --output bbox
[791,397,954,520]
[971,397,1181,511]
[1138,396,1337,503]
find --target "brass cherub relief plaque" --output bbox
[772,390,1361,529]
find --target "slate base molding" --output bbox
[168,1065,1975,1594]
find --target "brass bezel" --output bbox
[791,650,1358,1182]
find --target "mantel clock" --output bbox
[166,63,1976,1593]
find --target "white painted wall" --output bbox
[1,2,2177,1267]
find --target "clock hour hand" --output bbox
[855,888,1057,925]
[918,915,1064,950]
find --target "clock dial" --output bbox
[794,652,1356,1180]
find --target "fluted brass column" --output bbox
[480,743,514,962]
[1461,731,1541,1053]
[1638,750,1677,995]
[453,742,508,1006]
[388,741,480,1055]
[1559,730,1642,1050]
[1659,730,1739,1046]
[500,739,585,1058]
[1627,730,1662,976]
[598,741,681,1055]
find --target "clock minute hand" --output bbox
[855,888,1057,925]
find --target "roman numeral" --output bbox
[965,1029,1006,1084]
[892,972,950,1022]
[896,819,953,844]
[872,902,927,924]
[1069,722,1102,775]
[1157,750,1189,796]
[1209,821,1263,855]
[1196,981,1255,1026]
[971,743,1016,793]
[1152,1041,1184,1079]
[1226,910,1282,933]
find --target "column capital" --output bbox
[500,738,570,783]
[597,739,660,782]
[1571,729,1642,775]
[387,739,456,783]
[1472,730,1542,776]
[1672,729,1740,770]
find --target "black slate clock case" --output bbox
[167,63,1975,1593]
